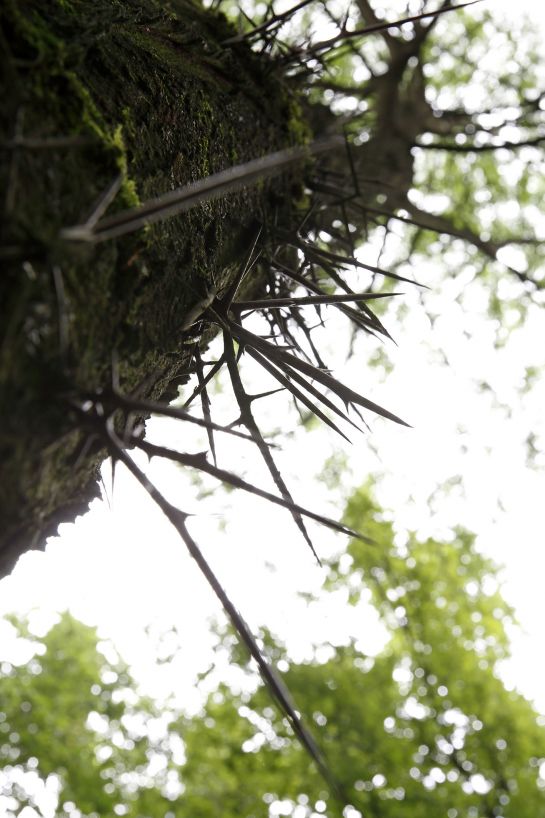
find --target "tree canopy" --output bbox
[1,486,544,817]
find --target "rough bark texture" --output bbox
[1,0,525,580]
[0,0,305,576]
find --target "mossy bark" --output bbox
[0,0,304,576]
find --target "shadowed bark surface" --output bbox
[0,0,304,575]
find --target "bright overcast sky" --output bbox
[1,0,544,722]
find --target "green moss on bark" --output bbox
[0,0,308,575]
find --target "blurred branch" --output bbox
[355,0,402,56]
[223,0,315,43]
[415,134,545,152]
[103,423,349,808]
[286,1,482,62]
[404,202,540,285]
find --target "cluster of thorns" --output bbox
[67,135,414,809]
[61,1,487,809]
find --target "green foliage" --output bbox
[0,613,175,817]
[2,485,544,817]
[177,487,545,817]
[313,5,545,330]
[405,9,545,306]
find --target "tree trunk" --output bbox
[0,0,304,576]
[1,0,520,579]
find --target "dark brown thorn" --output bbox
[376,218,392,272]
[231,324,356,433]
[294,1,483,61]
[182,356,225,409]
[314,223,355,254]
[107,391,263,445]
[269,310,315,366]
[235,339,245,364]
[274,258,390,337]
[289,310,328,370]
[217,225,263,313]
[302,256,393,339]
[102,427,347,806]
[294,238,428,287]
[61,140,343,243]
[110,450,119,504]
[195,348,217,466]
[133,436,373,545]
[234,291,400,309]
[224,0,315,43]
[246,335,359,433]
[70,430,100,472]
[246,346,354,442]
[238,5,258,30]
[78,174,123,234]
[222,327,321,565]
[99,473,112,511]
[247,387,285,402]
[226,317,410,427]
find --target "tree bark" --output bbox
[1,0,530,579]
[0,0,304,576]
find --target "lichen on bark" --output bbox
[0,0,307,575]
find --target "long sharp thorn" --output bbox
[234,291,400,309]
[61,140,343,243]
[134,436,374,545]
[246,346,353,442]
[248,387,286,402]
[275,259,391,336]
[182,356,224,409]
[195,348,217,466]
[227,318,410,427]
[220,225,263,311]
[104,429,345,803]
[223,329,322,564]
[110,392,262,444]
[247,343,361,436]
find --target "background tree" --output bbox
[174,486,545,817]
[1,486,544,817]
[0,612,181,817]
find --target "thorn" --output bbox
[248,387,285,402]
[60,174,123,241]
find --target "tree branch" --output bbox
[415,134,545,152]
[404,202,538,285]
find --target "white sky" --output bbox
[1,0,544,729]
